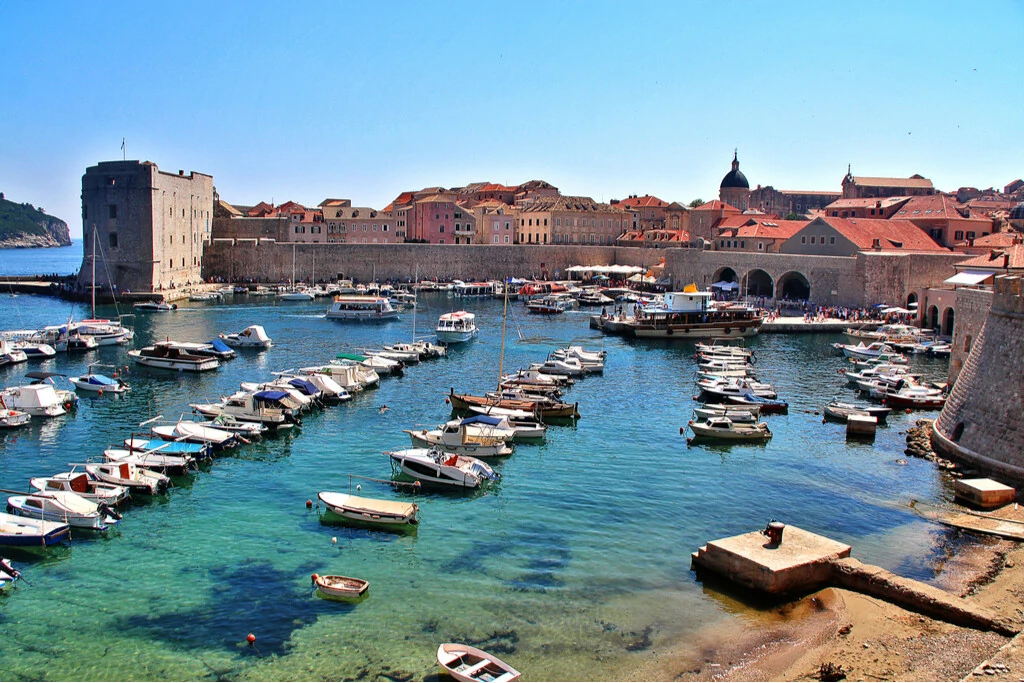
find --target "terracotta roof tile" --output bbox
[848,176,934,189]
[819,217,947,252]
[619,195,668,208]
[957,244,1024,270]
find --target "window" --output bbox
[801,236,806,244]
[493,221,499,231]
[740,241,745,249]
[954,230,964,241]
[966,231,976,240]
[493,235,499,243]
[439,226,444,233]
[109,204,117,219]
[373,224,378,231]
[810,236,816,244]
[169,259,173,268]
[109,232,118,248]
[504,235,509,244]
[758,242,763,251]
[544,219,548,226]
[830,236,835,245]
[182,209,185,218]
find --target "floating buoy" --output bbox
[98,390,103,396]
[679,426,684,435]
[311,573,319,584]
[445,398,450,404]
[331,536,337,544]
[355,484,361,491]
[905,408,912,414]
[246,633,256,645]
[305,499,312,509]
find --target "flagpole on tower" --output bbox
[121,137,126,161]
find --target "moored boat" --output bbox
[30,471,129,507]
[448,388,580,420]
[219,325,273,349]
[404,423,514,458]
[312,573,369,600]
[85,461,169,495]
[316,491,420,532]
[7,491,121,531]
[129,342,220,372]
[436,311,478,343]
[436,643,522,683]
[387,447,499,489]
[0,511,70,547]
[823,400,892,423]
[326,296,399,321]
[687,416,773,442]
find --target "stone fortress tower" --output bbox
[719,150,750,211]
[933,275,1024,483]
[79,160,213,293]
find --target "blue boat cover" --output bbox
[87,374,116,385]
[254,390,289,401]
[209,339,232,353]
[460,415,503,427]
[287,378,318,395]
[133,439,206,454]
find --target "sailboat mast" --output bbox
[497,277,508,390]
[91,225,96,318]
[292,243,296,288]
[411,264,418,342]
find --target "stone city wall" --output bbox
[945,286,993,384]
[934,276,1024,481]
[201,242,663,283]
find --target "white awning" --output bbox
[944,270,994,285]
[565,265,645,275]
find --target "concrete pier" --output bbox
[955,478,1016,510]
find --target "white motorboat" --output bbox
[326,296,399,321]
[454,414,545,441]
[219,325,273,349]
[838,341,898,361]
[104,447,196,477]
[279,288,315,301]
[404,423,514,458]
[197,414,269,439]
[300,363,379,391]
[467,405,540,422]
[240,381,316,412]
[66,329,100,351]
[850,353,909,371]
[133,300,177,312]
[529,357,587,377]
[30,471,129,507]
[823,400,892,423]
[842,364,910,387]
[0,383,68,417]
[697,376,778,400]
[372,347,419,364]
[502,369,572,387]
[577,289,614,307]
[8,340,56,359]
[190,391,296,429]
[129,342,220,372]
[7,491,121,531]
[151,421,238,449]
[526,296,571,314]
[317,491,419,532]
[692,406,760,423]
[0,400,30,428]
[69,363,131,394]
[436,311,478,343]
[275,372,351,403]
[71,318,133,346]
[436,643,521,683]
[163,340,237,360]
[687,416,773,442]
[387,447,498,489]
[85,461,169,496]
[0,339,28,366]
[188,291,222,302]
[547,349,604,373]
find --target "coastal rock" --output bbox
[0,196,71,248]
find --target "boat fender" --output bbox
[666,328,674,336]
[724,327,732,335]
[311,573,319,585]
[838,368,846,374]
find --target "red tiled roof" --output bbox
[819,217,947,252]
[480,183,514,192]
[391,191,415,206]
[848,176,934,189]
[826,197,910,210]
[619,195,668,208]
[971,232,1019,248]
[693,200,741,212]
[718,218,808,240]
[957,244,1024,270]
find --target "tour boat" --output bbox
[7,491,121,531]
[621,289,763,339]
[525,296,571,315]
[133,300,177,312]
[129,342,221,372]
[404,423,514,458]
[326,296,399,321]
[312,573,369,600]
[219,325,273,349]
[577,289,614,307]
[30,471,130,507]
[85,461,170,496]
[452,281,495,297]
[317,491,420,532]
[687,416,773,443]
[436,643,521,683]
[823,400,892,423]
[436,311,478,343]
[387,447,499,489]
[0,511,70,547]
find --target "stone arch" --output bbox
[927,305,940,331]
[713,266,738,283]
[906,292,918,308]
[745,269,774,298]
[942,307,955,337]
[776,270,811,301]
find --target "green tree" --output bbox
[784,212,802,220]
[688,198,704,208]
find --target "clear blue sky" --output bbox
[2,0,1021,238]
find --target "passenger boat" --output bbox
[326,296,399,321]
[30,471,130,507]
[525,296,571,314]
[619,288,763,339]
[0,511,70,547]
[577,289,614,307]
[448,389,580,420]
[69,363,131,394]
[387,447,499,489]
[518,281,568,301]
[129,342,220,372]
[133,300,177,312]
[823,400,892,423]
[312,573,369,600]
[687,416,773,442]
[317,491,420,532]
[7,491,121,531]
[219,325,273,349]
[404,423,514,458]
[436,643,521,683]
[85,461,169,495]
[452,281,495,297]
[436,311,478,343]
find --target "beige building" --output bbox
[518,195,633,246]
[468,200,516,245]
[323,204,398,244]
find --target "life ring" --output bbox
[724,327,732,335]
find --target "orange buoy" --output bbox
[305,499,313,509]
[247,633,256,645]
[445,398,450,404]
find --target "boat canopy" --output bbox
[209,339,233,353]
[460,415,503,427]
[335,353,368,361]
[26,371,67,381]
[253,390,289,401]
[286,378,318,395]
[86,374,116,385]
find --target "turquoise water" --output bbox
[0,291,958,681]
[0,243,80,277]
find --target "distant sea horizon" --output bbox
[0,241,81,276]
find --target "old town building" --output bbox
[841,168,935,199]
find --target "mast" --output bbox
[497,276,508,390]
[91,224,96,318]
[411,264,418,342]
[291,243,296,289]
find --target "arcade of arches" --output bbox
[711,266,813,301]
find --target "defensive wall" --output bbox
[934,276,1024,483]
[201,242,661,283]
[665,249,967,307]
[944,286,993,384]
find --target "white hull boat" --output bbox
[85,461,169,495]
[317,491,419,531]
[437,643,521,683]
[129,343,220,372]
[152,421,238,448]
[7,491,121,530]
[436,311,478,343]
[219,325,273,349]
[687,416,772,442]
[387,447,498,489]
[30,472,129,507]
[405,424,513,458]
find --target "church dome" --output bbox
[1010,201,1024,221]
[720,151,749,190]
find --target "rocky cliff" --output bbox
[0,195,72,248]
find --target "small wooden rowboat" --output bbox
[436,643,521,683]
[312,573,368,600]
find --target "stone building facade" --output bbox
[79,160,213,292]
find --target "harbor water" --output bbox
[0,243,80,277]
[0,285,958,680]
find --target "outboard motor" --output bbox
[98,503,123,522]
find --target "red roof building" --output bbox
[781,217,949,256]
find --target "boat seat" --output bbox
[463,659,494,675]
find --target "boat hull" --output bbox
[317,492,419,534]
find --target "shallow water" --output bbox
[0,290,957,681]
